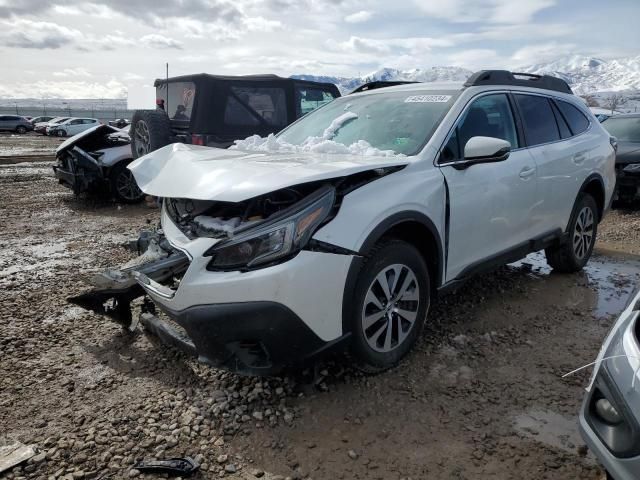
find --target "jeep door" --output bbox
[438,92,538,281]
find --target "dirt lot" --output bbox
[0,132,61,161]
[1,160,639,480]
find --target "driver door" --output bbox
[438,93,538,281]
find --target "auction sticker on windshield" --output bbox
[404,95,452,103]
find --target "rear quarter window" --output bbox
[556,100,590,135]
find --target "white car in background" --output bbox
[47,117,100,137]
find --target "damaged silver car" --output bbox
[53,125,144,203]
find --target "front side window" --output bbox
[556,100,590,135]
[515,94,560,146]
[278,90,458,156]
[295,87,337,116]
[441,93,518,162]
[224,86,287,127]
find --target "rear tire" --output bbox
[110,161,144,203]
[15,125,27,134]
[349,239,430,373]
[130,110,171,159]
[545,193,598,272]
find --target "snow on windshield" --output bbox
[231,111,404,157]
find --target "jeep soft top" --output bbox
[130,73,340,158]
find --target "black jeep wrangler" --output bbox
[130,74,340,158]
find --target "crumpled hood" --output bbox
[55,124,122,155]
[128,143,410,202]
[615,142,640,165]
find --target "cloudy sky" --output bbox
[0,0,638,98]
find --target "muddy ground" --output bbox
[0,132,61,161]
[1,160,639,480]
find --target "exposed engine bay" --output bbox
[164,166,405,239]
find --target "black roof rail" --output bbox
[464,70,573,94]
[350,80,419,94]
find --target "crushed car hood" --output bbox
[128,143,410,202]
[56,124,122,155]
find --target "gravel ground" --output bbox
[0,132,61,160]
[1,161,639,480]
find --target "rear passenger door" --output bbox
[439,93,538,281]
[514,94,593,234]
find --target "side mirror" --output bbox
[455,136,511,170]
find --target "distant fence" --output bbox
[0,107,136,123]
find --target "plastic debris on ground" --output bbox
[0,438,36,473]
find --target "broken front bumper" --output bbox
[71,229,352,375]
[53,147,105,194]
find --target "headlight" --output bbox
[204,187,335,270]
[623,163,640,174]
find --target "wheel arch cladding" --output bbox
[580,174,605,222]
[341,211,443,336]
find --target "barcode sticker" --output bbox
[404,95,452,103]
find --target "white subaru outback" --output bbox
[72,70,616,375]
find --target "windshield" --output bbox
[602,116,640,142]
[277,90,458,156]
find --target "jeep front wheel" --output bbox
[350,239,430,372]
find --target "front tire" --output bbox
[545,193,598,272]
[349,239,430,372]
[110,161,144,203]
[15,125,27,134]
[56,129,66,137]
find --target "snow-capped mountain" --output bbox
[292,66,473,93]
[519,54,640,94]
[292,55,640,110]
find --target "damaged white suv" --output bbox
[72,71,616,375]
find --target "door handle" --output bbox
[519,166,536,179]
[573,153,587,165]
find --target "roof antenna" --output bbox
[166,62,169,115]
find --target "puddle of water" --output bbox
[513,409,594,463]
[512,251,640,318]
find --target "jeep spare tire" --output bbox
[130,110,171,159]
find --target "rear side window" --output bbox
[556,100,590,135]
[515,94,560,146]
[550,102,571,139]
[295,87,337,116]
[224,86,287,127]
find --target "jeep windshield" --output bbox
[277,90,459,156]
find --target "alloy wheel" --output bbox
[573,206,594,260]
[361,263,420,353]
[115,169,142,201]
[134,120,150,157]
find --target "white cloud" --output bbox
[448,49,504,70]
[140,34,183,50]
[344,10,373,23]
[414,0,555,24]
[53,67,92,78]
[0,79,126,99]
[511,42,577,66]
[0,19,83,49]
